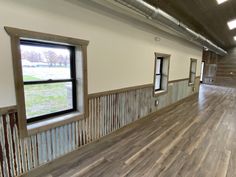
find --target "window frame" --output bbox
[154,57,163,92]
[188,58,197,86]
[20,40,78,123]
[153,53,170,96]
[5,26,89,138]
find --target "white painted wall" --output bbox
[0,0,202,107]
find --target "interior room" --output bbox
[0,0,235,176]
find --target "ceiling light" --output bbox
[216,0,228,4]
[234,36,236,41]
[227,19,236,30]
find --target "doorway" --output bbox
[200,61,205,83]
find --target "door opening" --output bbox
[200,61,205,83]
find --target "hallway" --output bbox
[25,85,236,177]
[1,1,236,176]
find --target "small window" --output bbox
[20,40,77,123]
[153,53,170,96]
[154,57,163,91]
[189,59,197,85]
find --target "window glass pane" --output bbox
[24,82,73,118]
[161,75,168,90]
[20,44,71,81]
[190,73,195,83]
[155,75,161,90]
[191,61,197,72]
[155,59,161,74]
[162,60,167,75]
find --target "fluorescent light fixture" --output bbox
[234,36,236,41]
[216,0,228,4]
[228,19,236,30]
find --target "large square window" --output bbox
[5,27,89,137]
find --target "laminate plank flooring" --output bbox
[27,85,236,177]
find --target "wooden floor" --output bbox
[28,84,236,177]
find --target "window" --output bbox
[189,59,197,85]
[153,53,170,96]
[20,40,77,123]
[154,57,163,91]
[5,27,89,137]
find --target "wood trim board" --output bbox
[4,27,89,46]
[0,105,17,115]
[88,77,199,99]
[88,83,153,99]
[8,34,28,137]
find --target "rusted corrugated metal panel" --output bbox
[0,80,197,177]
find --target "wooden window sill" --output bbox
[188,83,194,86]
[153,90,168,97]
[27,112,84,136]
